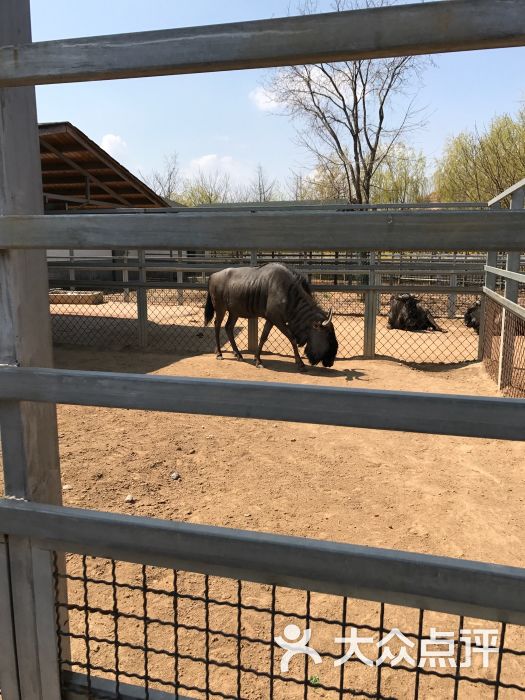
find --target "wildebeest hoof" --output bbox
[255,361,263,369]
[297,364,308,372]
[216,354,223,360]
[235,354,244,361]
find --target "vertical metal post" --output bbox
[137,249,148,348]
[479,199,500,361]
[68,249,76,290]
[363,270,377,358]
[498,188,524,389]
[0,2,63,698]
[122,249,130,302]
[176,250,184,305]
[370,252,380,314]
[448,273,457,318]
[248,250,259,353]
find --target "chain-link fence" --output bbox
[482,295,525,398]
[49,252,487,365]
[375,293,480,364]
[55,553,525,700]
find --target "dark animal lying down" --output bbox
[204,262,338,371]
[464,300,481,334]
[473,303,523,336]
[387,294,445,332]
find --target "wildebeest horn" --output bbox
[322,308,333,326]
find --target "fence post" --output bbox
[248,250,259,353]
[497,188,524,389]
[363,269,377,358]
[0,2,63,698]
[137,249,148,348]
[448,272,458,318]
[68,248,76,290]
[176,250,184,305]
[123,249,130,302]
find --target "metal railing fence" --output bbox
[1,500,525,699]
[480,186,525,397]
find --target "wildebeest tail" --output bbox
[204,291,215,326]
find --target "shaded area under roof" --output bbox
[40,122,168,211]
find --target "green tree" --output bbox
[179,170,232,206]
[372,144,430,203]
[434,110,525,204]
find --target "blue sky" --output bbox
[30,0,525,191]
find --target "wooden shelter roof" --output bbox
[39,121,167,210]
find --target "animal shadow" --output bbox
[343,368,368,382]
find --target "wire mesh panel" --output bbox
[375,293,480,364]
[55,553,525,700]
[481,295,525,398]
[50,289,140,349]
[145,289,249,355]
[500,309,525,398]
[49,251,492,365]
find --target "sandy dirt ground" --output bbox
[2,349,524,698]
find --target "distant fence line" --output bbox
[48,250,492,365]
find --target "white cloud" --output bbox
[249,86,283,112]
[100,133,128,160]
[184,153,253,185]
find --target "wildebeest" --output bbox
[464,300,481,334]
[204,263,338,370]
[387,294,445,332]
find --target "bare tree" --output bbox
[251,164,279,202]
[141,152,180,202]
[267,0,429,203]
[287,170,313,201]
[234,164,282,202]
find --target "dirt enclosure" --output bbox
[8,349,516,699]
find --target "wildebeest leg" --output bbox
[225,313,243,360]
[273,320,306,371]
[426,310,445,332]
[255,319,273,368]
[214,309,225,359]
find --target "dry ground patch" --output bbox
[1,350,523,698]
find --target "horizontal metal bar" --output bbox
[48,279,481,294]
[46,202,489,216]
[48,262,486,274]
[2,500,525,624]
[0,367,522,440]
[485,265,525,284]
[1,0,524,87]
[2,211,525,251]
[50,280,206,291]
[488,178,525,207]
[483,287,525,322]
